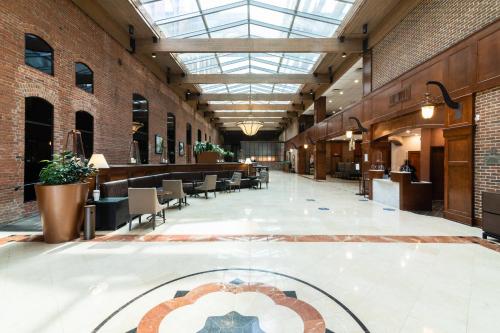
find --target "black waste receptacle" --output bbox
[84,205,96,240]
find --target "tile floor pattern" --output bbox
[1,171,500,333]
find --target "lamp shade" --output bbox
[89,154,109,169]
[237,120,264,136]
[244,158,253,165]
[421,104,435,119]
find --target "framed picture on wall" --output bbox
[179,142,185,156]
[155,135,163,154]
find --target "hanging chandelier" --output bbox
[237,86,263,136]
[237,119,264,136]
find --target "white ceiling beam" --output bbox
[198,104,303,111]
[187,93,313,101]
[172,74,330,84]
[138,38,363,53]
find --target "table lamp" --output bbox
[89,153,109,201]
[244,157,253,177]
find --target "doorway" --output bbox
[24,97,53,202]
[430,146,445,200]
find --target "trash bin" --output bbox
[84,204,96,240]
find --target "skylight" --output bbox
[138,0,354,94]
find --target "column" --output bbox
[297,146,307,175]
[314,141,326,180]
[314,96,326,180]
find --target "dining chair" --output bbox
[195,174,217,199]
[127,188,168,230]
[163,179,188,210]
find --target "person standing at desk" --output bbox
[400,159,419,182]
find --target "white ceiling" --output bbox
[303,58,363,115]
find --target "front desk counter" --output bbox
[372,171,432,211]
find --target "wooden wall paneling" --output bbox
[327,114,343,138]
[370,81,402,121]
[401,60,446,111]
[447,45,474,95]
[476,28,500,86]
[446,95,473,127]
[363,98,372,123]
[443,125,474,225]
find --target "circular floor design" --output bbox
[93,268,370,333]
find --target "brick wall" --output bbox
[474,87,500,220]
[372,0,499,90]
[0,0,219,223]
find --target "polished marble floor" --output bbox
[1,172,499,333]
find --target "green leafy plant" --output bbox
[39,151,97,185]
[194,141,233,157]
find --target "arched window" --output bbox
[205,133,207,141]
[209,135,211,143]
[197,129,202,142]
[132,94,149,164]
[75,111,94,158]
[75,62,93,93]
[167,113,176,164]
[25,34,53,75]
[24,97,53,202]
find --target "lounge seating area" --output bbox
[96,169,269,230]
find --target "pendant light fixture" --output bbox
[237,86,263,136]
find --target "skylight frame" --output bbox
[139,0,355,94]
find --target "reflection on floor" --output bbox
[0,214,41,232]
[1,171,499,333]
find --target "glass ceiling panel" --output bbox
[249,6,294,26]
[205,6,248,28]
[292,16,337,37]
[210,25,248,38]
[298,0,353,18]
[199,0,243,11]
[138,0,354,94]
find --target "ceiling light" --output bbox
[339,91,344,95]
[237,120,263,136]
[339,106,343,110]
[151,53,157,58]
[342,52,347,58]
[328,100,332,103]
[304,144,308,149]
[406,130,411,134]
[354,79,359,83]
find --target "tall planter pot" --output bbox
[35,183,89,244]
[197,151,219,164]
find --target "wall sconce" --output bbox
[345,130,353,139]
[421,81,461,119]
[304,144,309,149]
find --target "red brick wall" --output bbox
[0,0,219,223]
[474,86,500,220]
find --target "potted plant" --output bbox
[194,141,218,163]
[35,152,96,243]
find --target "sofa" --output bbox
[96,170,252,230]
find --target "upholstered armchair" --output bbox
[258,170,269,189]
[195,174,217,199]
[127,188,168,230]
[163,180,188,210]
[225,172,242,192]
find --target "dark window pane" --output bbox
[167,113,176,164]
[75,111,94,159]
[133,94,149,164]
[24,97,54,202]
[186,123,192,145]
[25,34,53,75]
[75,62,93,93]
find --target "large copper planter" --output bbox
[35,183,89,244]
[197,151,219,163]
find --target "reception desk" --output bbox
[372,172,432,211]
